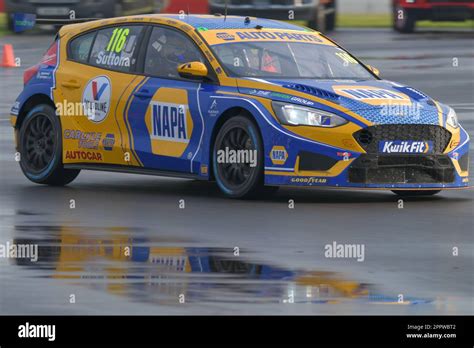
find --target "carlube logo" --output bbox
[379,140,433,154]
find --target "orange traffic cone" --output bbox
[1,44,17,68]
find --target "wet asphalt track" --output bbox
[0,28,473,315]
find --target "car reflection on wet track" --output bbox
[11,225,431,308]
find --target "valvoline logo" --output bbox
[379,140,433,154]
[92,80,108,101]
[82,76,111,123]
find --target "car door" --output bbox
[123,25,214,174]
[55,24,146,167]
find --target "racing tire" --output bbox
[393,6,416,33]
[392,190,441,197]
[212,115,265,199]
[18,104,80,186]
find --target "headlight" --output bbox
[272,101,348,127]
[446,107,459,128]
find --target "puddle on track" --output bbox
[7,225,433,308]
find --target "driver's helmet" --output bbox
[155,32,195,65]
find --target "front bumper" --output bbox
[264,124,470,190]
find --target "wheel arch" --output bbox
[15,93,56,130]
[208,106,263,180]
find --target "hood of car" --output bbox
[238,78,444,126]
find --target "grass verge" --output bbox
[0,13,7,37]
[337,13,474,29]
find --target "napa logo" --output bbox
[333,85,412,106]
[102,133,115,151]
[151,102,189,143]
[216,32,235,41]
[270,146,288,165]
[379,140,433,154]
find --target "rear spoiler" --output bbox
[11,13,100,33]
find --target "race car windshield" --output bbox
[211,42,375,80]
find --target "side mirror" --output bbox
[177,61,208,80]
[366,64,380,77]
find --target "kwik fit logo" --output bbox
[379,140,433,154]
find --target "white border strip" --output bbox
[190,83,205,173]
[264,167,294,172]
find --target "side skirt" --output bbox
[64,164,204,180]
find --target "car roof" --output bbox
[160,14,310,31]
[59,14,314,37]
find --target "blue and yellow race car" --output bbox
[11,14,470,198]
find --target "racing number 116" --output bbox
[106,28,130,53]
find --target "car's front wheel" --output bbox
[392,190,441,197]
[19,104,80,185]
[213,115,265,199]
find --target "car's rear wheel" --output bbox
[19,104,80,185]
[213,115,265,199]
[393,6,416,33]
[392,190,441,197]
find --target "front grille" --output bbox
[349,154,455,184]
[354,125,452,154]
[298,151,338,171]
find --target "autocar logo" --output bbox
[216,32,235,41]
[82,76,111,123]
[379,140,433,154]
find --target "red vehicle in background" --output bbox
[393,0,474,33]
[160,0,209,14]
